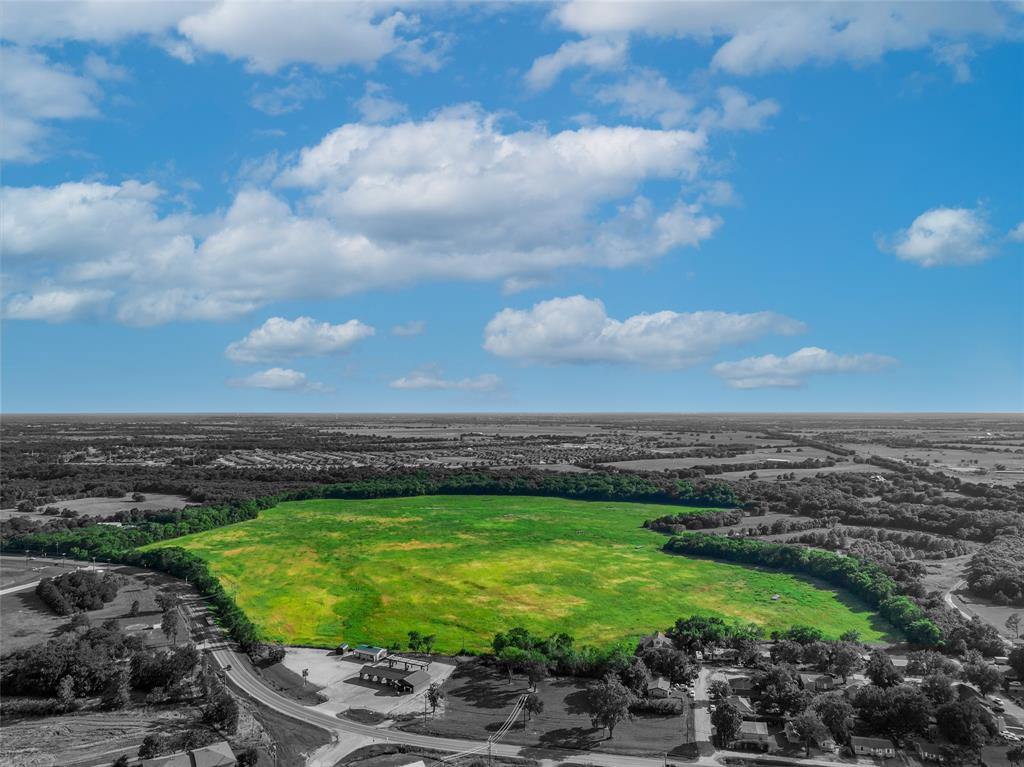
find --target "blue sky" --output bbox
[2,1,1021,413]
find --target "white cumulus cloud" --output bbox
[390,367,501,392]
[548,2,1018,78]
[225,316,375,363]
[3,109,722,324]
[483,295,805,368]
[713,346,898,389]
[882,206,994,267]
[228,367,328,392]
[1,46,102,162]
[525,37,628,91]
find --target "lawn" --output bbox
[146,495,892,650]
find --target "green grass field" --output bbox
[147,495,892,650]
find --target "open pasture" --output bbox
[148,495,891,650]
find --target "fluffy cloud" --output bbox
[2,2,440,74]
[713,346,897,389]
[3,288,113,322]
[1008,222,1024,243]
[882,206,994,267]
[483,295,805,367]
[3,109,722,324]
[390,367,501,391]
[703,87,780,132]
[228,367,328,392]
[525,37,628,91]
[1,46,101,162]
[354,81,408,123]
[391,320,426,337]
[594,69,693,128]
[549,2,1018,77]
[225,316,375,363]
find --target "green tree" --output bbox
[427,682,445,714]
[1007,614,1021,639]
[56,675,76,712]
[963,661,1003,695]
[161,609,179,645]
[865,650,903,688]
[708,678,732,702]
[497,646,528,684]
[1007,744,1024,767]
[921,673,957,705]
[587,674,633,739]
[523,691,544,726]
[811,692,854,743]
[408,630,423,652]
[829,642,863,682]
[936,699,992,749]
[711,701,743,747]
[101,666,131,711]
[790,711,828,756]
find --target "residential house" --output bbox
[648,676,671,698]
[799,673,836,692]
[849,736,896,758]
[784,721,836,752]
[731,720,772,752]
[728,675,756,696]
[912,739,946,762]
[638,631,673,651]
[141,741,235,767]
[352,644,388,662]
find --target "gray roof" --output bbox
[851,736,895,749]
[740,720,768,735]
[402,669,432,688]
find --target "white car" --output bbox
[992,697,1004,704]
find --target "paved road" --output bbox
[0,579,40,596]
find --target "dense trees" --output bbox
[663,533,942,645]
[35,570,119,615]
[967,536,1024,605]
[853,684,932,744]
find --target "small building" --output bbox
[784,722,835,752]
[912,739,946,762]
[731,720,771,752]
[648,676,671,698]
[711,647,740,663]
[799,673,836,692]
[358,664,431,694]
[383,654,430,671]
[352,644,388,662]
[728,695,756,717]
[728,675,756,695]
[141,740,235,767]
[638,631,673,651]
[336,642,350,654]
[850,736,896,758]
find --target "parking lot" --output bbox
[282,649,457,717]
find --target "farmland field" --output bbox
[146,495,892,650]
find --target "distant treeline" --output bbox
[967,535,1024,605]
[663,533,943,646]
[3,471,738,657]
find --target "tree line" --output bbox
[663,533,943,646]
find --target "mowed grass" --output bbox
[146,496,892,650]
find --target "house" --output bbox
[799,673,836,692]
[711,647,740,663]
[727,695,756,717]
[727,675,756,696]
[912,739,946,762]
[849,736,896,758]
[141,741,235,767]
[352,644,388,662]
[730,720,772,752]
[358,664,432,694]
[648,676,671,698]
[638,631,673,651]
[783,722,836,751]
